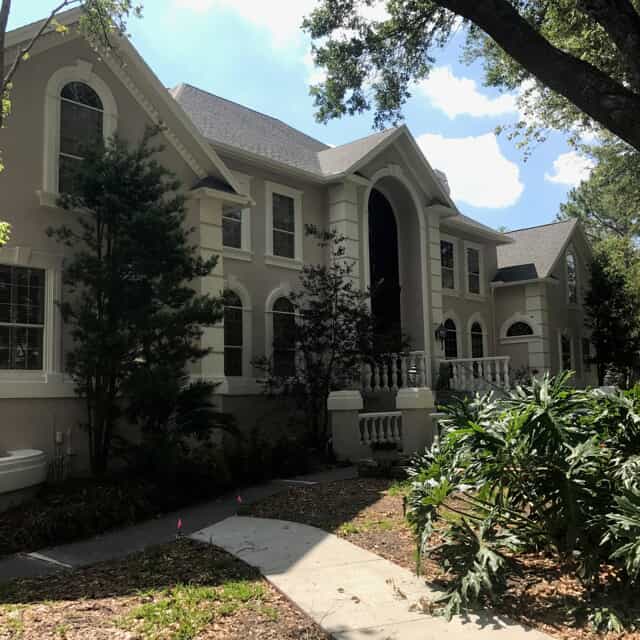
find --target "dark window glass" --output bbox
[471,322,484,358]
[59,82,103,193]
[273,297,296,377]
[224,291,243,376]
[0,266,45,370]
[444,318,458,359]
[222,206,242,249]
[506,321,534,337]
[561,334,572,370]
[467,247,481,294]
[273,193,295,258]
[440,240,455,290]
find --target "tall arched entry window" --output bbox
[566,250,578,304]
[272,297,296,377]
[59,82,104,193]
[444,318,458,359]
[368,188,401,351]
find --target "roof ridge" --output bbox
[506,219,575,234]
[176,82,330,150]
[319,127,400,153]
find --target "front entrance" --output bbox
[368,188,401,352]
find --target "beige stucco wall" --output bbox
[438,221,500,361]
[0,33,226,469]
[544,233,598,387]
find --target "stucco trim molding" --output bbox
[499,312,540,344]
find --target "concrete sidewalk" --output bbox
[0,466,356,583]
[191,516,551,640]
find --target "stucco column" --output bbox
[425,206,445,383]
[328,181,361,286]
[187,191,225,381]
[328,390,364,461]
[396,387,436,454]
[525,282,551,373]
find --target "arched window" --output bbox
[506,321,534,337]
[59,82,104,193]
[444,318,458,359]
[272,297,296,377]
[224,291,243,377]
[470,321,484,358]
[566,250,578,304]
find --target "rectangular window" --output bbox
[467,247,481,294]
[222,205,242,249]
[440,240,455,290]
[561,333,572,371]
[582,337,591,372]
[272,193,295,259]
[0,266,45,370]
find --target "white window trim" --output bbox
[441,309,462,359]
[440,233,459,295]
[463,240,485,298]
[0,246,74,398]
[558,329,574,372]
[223,171,253,261]
[467,312,488,358]
[224,275,253,378]
[41,59,118,206]
[265,181,303,269]
[499,312,539,344]
[565,246,579,307]
[264,284,293,363]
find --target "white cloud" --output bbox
[417,132,524,208]
[303,50,326,85]
[172,0,318,47]
[417,66,518,119]
[544,151,595,187]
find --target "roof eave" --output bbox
[5,7,84,50]
[444,217,515,244]
[491,277,559,288]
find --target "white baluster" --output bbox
[390,354,398,391]
[372,362,380,392]
[381,357,389,392]
[400,354,408,389]
[363,362,372,393]
[503,359,510,389]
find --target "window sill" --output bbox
[223,247,253,262]
[442,288,461,297]
[0,372,76,398]
[220,376,264,395]
[464,292,487,302]
[499,336,539,345]
[264,254,303,271]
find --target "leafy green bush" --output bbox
[406,372,640,629]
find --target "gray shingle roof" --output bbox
[495,219,577,282]
[171,83,400,177]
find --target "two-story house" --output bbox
[0,9,597,466]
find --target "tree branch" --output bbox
[1,0,79,127]
[434,0,640,151]
[575,0,640,91]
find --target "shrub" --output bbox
[406,372,640,629]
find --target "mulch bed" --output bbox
[0,539,329,640]
[245,477,640,640]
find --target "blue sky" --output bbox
[9,1,595,231]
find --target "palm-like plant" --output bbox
[406,373,640,629]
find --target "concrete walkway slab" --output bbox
[0,466,357,584]
[191,516,551,640]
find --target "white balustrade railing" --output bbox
[361,351,428,392]
[440,355,510,392]
[359,411,402,445]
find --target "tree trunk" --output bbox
[435,0,640,152]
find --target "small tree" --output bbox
[586,238,640,385]
[48,128,224,474]
[256,226,373,447]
